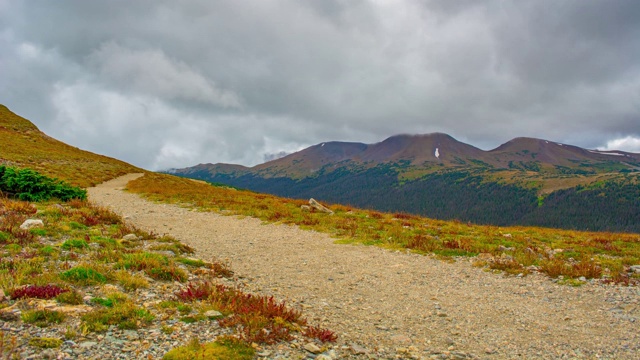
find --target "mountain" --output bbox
[171,133,640,232]
[0,105,142,187]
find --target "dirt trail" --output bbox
[88,174,639,359]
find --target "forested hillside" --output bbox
[179,165,640,233]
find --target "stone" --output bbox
[122,234,138,241]
[316,355,333,360]
[309,198,334,214]
[629,265,640,273]
[19,219,44,230]
[300,205,312,212]
[304,342,322,354]
[204,310,223,319]
[390,334,412,344]
[78,341,98,349]
[350,344,368,355]
[257,351,272,357]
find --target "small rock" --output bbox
[316,355,333,360]
[390,334,412,344]
[19,219,44,230]
[122,234,138,241]
[437,312,447,317]
[78,341,97,349]
[257,351,272,357]
[304,342,322,354]
[485,348,496,354]
[630,265,640,273]
[309,198,334,214]
[350,344,368,355]
[204,310,223,319]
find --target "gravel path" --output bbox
[88,174,640,359]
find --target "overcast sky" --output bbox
[1,0,639,170]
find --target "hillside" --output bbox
[172,133,640,232]
[0,105,141,187]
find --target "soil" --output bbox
[88,173,640,359]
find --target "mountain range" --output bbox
[171,133,640,232]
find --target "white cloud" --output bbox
[600,136,640,153]
[87,42,242,108]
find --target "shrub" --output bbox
[163,336,255,360]
[60,267,107,285]
[10,284,69,300]
[56,289,84,305]
[28,337,63,349]
[0,166,86,202]
[22,309,65,327]
[303,326,338,343]
[61,238,89,250]
[81,301,154,332]
[113,270,149,291]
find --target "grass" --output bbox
[128,172,640,284]
[0,105,142,187]
[163,336,255,360]
[21,309,66,327]
[0,187,337,355]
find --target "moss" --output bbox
[163,337,255,360]
[28,337,63,348]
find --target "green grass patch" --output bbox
[163,337,255,360]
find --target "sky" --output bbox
[1,0,639,170]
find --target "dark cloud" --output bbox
[1,0,639,169]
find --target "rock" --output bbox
[204,310,223,319]
[257,351,272,357]
[304,342,322,354]
[629,265,640,273]
[309,198,334,214]
[300,205,312,212]
[316,355,333,360]
[19,219,44,230]
[350,344,368,355]
[390,334,412,344]
[502,233,512,238]
[122,234,138,241]
[78,341,98,349]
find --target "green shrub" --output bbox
[56,290,84,305]
[28,337,63,348]
[61,239,89,250]
[163,337,255,360]
[81,301,154,332]
[0,166,86,202]
[21,310,65,327]
[60,267,107,285]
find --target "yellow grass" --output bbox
[0,105,142,187]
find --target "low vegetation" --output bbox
[0,168,336,357]
[0,105,141,187]
[0,165,87,201]
[129,172,640,285]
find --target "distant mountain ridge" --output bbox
[171,133,640,233]
[176,133,640,179]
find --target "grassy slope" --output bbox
[0,105,142,187]
[129,172,640,285]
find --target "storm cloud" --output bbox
[1,0,639,169]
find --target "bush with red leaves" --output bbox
[10,284,69,299]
